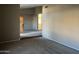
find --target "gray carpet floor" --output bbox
[0,37,79,54]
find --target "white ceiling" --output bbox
[20,4,43,8]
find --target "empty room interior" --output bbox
[0,4,79,54]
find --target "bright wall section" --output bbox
[42,5,79,51]
[38,13,42,30]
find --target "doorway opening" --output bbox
[20,7,42,39]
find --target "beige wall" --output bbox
[42,5,79,50]
[0,5,20,42]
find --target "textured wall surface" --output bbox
[0,5,20,42]
[42,5,79,50]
